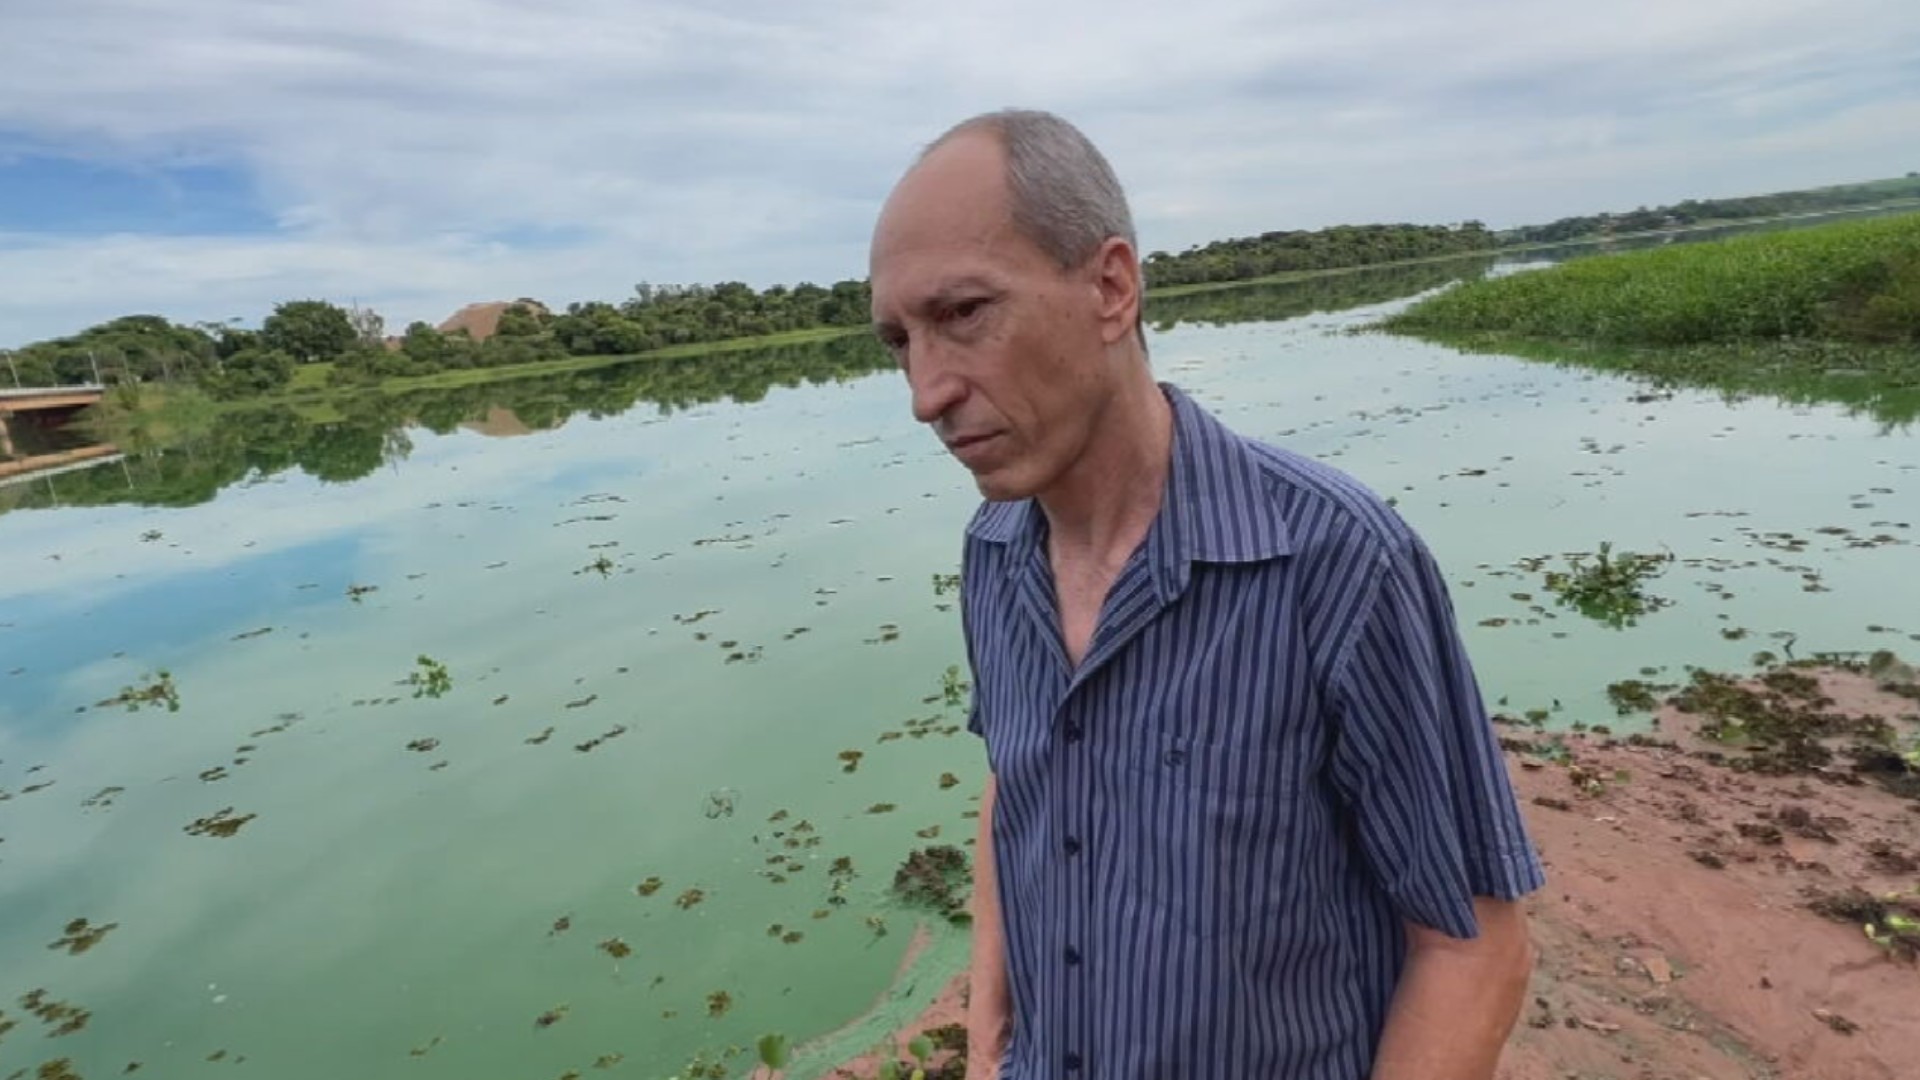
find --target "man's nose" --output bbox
[908,355,965,427]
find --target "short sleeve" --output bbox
[1329,532,1544,939]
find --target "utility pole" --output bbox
[3,350,17,388]
[89,350,103,387]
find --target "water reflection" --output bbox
[1,333,895,517]
[1143,255,1495,330]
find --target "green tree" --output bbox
[261,300,357,363]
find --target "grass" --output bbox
[1381,212,1920,425]
[1384,211,1920,345]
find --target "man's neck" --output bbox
[1036,371,1174,569]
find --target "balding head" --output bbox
[922,110,1137,272]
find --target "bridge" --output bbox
[0,384,106,414]
[0,385,111,485]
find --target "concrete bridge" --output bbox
[0,385,110,483]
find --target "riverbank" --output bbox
[823,659,1920,1080]
[1380,210,1920,424]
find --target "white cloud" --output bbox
[1,0,1917,342]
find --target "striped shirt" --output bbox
[961,383,1544,1080]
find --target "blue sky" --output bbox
[1,0,1917,346]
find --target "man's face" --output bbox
[869,133,1113,502]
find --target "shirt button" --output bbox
[1065,946,1081,965]
[1163,747,1186,766]
[1064,722,1084,743]
[1063,836,1082,856]
[1065,1052,1083,1071]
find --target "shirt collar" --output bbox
[966,384,1293,592]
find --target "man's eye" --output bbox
[950,298,988,321]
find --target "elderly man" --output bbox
[869,110,1543,1080]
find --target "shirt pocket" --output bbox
[1107,728,1302,941]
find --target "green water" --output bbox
[2,259,1916,1080]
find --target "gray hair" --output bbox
[927,109,1137,269]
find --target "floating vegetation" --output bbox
[250,713,300,738]
[674,888,706,910]
[706,990,733,1017]
[1541,543,1673,629]
[593,1053,625,1069]
[346,583,379,602]
[757,1034,789,1074]
[524,726,555,746]
[674,609,720,625]
[48,918,117,956]
[867,803,897,815]
[838,750,864,774]
[865,624,902,645]
[780,930,803,945]
[565,694,598,709]
[230,626,273,641]
[931,572,960,596]
[893,845,972,923]
[405,738,440,753]
[534,1004,570,1029]
[80,786,124,810]
[597,938,631,959]
[938,772,960,790]
[573,724,628,753]
[408,1036,443,1057]
[940,665,969,707]
[703,789,736,818]
[20,989,91,1037]
[916,825,942,839]
[576,556,615,577]
[97,670,180,713]
[184,808,257,838]
[402,655,452,699]
[550,915,572,935]
[635,876,663,897]
[1605,679,1674,715]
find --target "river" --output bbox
[1,255,1914,1079]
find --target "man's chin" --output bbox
[971,468,1036,503]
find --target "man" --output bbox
[869,110,1543,1080]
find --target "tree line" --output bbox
[6,174,1915,403]
[1,276,877,401]
[1501,174,1920,246]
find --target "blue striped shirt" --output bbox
[962,384,1544,1080]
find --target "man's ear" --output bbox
[1090,237,1143,346]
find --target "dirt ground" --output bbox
[824,663,1920,1080]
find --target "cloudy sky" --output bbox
[2,0,1917,345]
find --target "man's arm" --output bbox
[1370,896,1534,1080]
[966,775,1011,1079]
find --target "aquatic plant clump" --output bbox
[892,845,972,924]
[98,670,180,713]
[1541,543,1672,629]
[404,655,452,699]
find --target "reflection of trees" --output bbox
[1144,257,1496,331]
[5,333,895,515]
